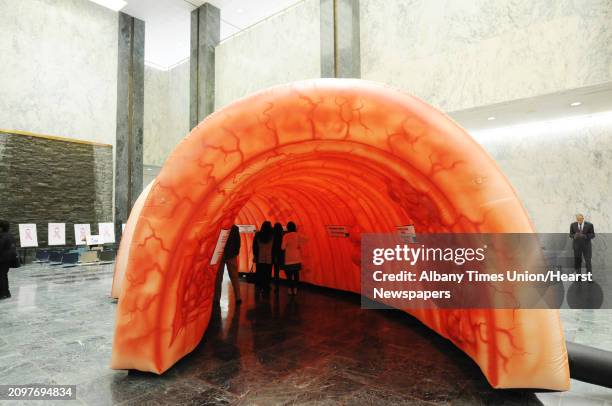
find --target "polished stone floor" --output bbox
[1,264,611,405]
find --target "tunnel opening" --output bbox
[111,79,569,390]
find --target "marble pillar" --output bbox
[320,0,335,78]
[319,0,361,78]
[115,12,145,233]
[335,0,360,78]
[190,3,220,129]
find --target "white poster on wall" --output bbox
[19,224,38,247]
[98,222,115,243]
[74,224,91,246]
[48,223,66,246]
[210,229,230,266]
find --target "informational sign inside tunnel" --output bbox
[326,225,349,238]
[210,229,230,266]
[396,225,417,244]
[361,233,612,309]
[237,224,256,234]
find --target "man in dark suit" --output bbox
[569,214,595,274]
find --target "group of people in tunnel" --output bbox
[216,221,302,303]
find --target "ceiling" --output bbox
[122,0,303,69]
[450,82,612,133]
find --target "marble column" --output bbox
[320,0,335,78]
[190,3,220,128]
[115,12,145,233]
[319,0,361,78]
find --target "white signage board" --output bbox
[210,229,230,266]
[74,224,91,245]
[397,224,417,244]
[48,223,66,246]
[98,222,115,243]
[237,224,257,234]
[326,225,349,238]
[86,234,101,245]
[18,224,38,247]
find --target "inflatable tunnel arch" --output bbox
[111,79,569,390]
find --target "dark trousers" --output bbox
[0,265,9,297]
[285,269,300,289]
[272,262,281,286]
[256,263,272,293]
[574,243,592,274]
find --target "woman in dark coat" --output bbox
[0,220,16,299]
[271,222,284,290]
[253,221,273,296]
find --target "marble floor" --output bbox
[1,264,611,405]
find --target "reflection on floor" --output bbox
[1,264,611,405]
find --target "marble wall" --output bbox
[143,61,190,167]
[214,0,321,110]
[0,0,118,145]
[471,113,612,233]
[360,0,612,112]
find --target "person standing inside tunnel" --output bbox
[215,225,242,304]
[253,221,274,296]
[282,221,302,296]
[0,220,17,299]
[272,222,284,291]
[569,213,595,275]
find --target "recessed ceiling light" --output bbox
[237,8,244,13]
[570,102,582,107]
[87,0,127,12]
[487,116,496,121]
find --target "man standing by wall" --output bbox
[570,213,595,275]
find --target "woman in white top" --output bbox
[281,221,301,296]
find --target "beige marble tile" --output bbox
[0,0,118,145]
[361,0,612,111]
[472,112,612,233]
[214,0,321,110]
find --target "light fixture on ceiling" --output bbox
[487,116,496,121]
[237,8,244,13]
[570,101,582,107]
[88,0,127,12]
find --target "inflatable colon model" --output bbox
[111,79,570,390]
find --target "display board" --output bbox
[98,222,115,244]
[18,223,38,247]
[86,234,101,245]
[237,224,256,233]
[74,224,91,245]
[210,229,230,266]
[48,223,66,246]
[326,225,349,238]
[397,224,417,243]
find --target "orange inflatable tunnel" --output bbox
[111,79,570,390]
